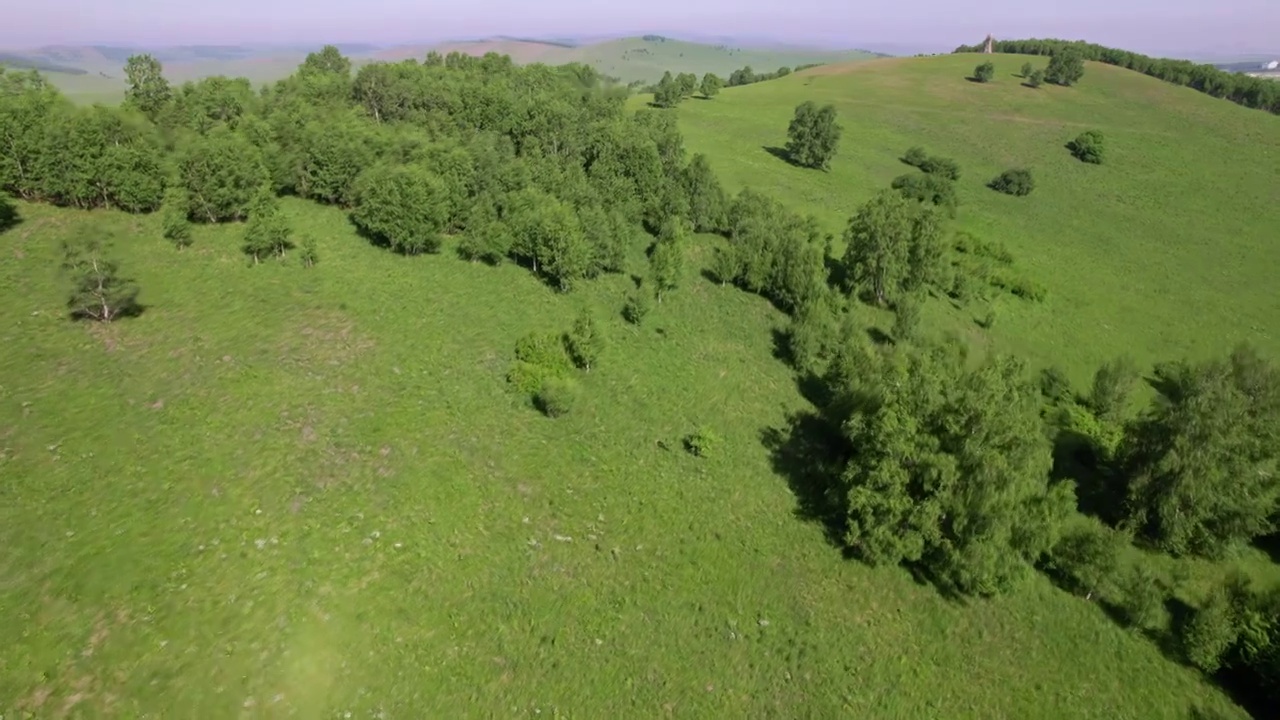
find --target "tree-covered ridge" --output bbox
[953,38,1280,114]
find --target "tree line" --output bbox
[953,38,1280,115]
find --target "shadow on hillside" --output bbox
[1254,532,1280,564]
[963,76,986,83]
[0,200,19,233]
[762,146,800,168]
[1050,430,1126,525]
[760,409,850,550]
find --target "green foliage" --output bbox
[649,219,686,302]
[786,295,842,374]
[1088,356,1139,424]
[296,116,381,206]
[1116,564,1167,630]
[785,101,842,170]
[1027,69,1045,88]
[683,153,728,233]
[837,341,1074,596]
[123,54,172,120]
[564,312,604,371]
[722,189,827,313]
[699,72,724,98]
[61,233,141,322]
[1040,366,1074,405]
[1180,585,1240,673]
[684,426,721,457]
[1021,61,1035,78]
[652,71,683,108]
[621,291,651,325]
[902,146,928,166]
[299,237,319,268]
[843,190,945,305]
[351,163,449,255]
[1045,48,1087,87]
[535,377,580,418]
[1046,520,1122,598]
[989,168,1035,197]
[1120,346,1280,557]
[508,331,574,396]
[242,187,292,263]
[511,193,591,291]
[891,173,957,213]
[973,62,996,83]
[161,187,193,249]
[0,195,17,231]
[918,155,961,181]
[891,294,922,343]
[1069,130,1106,165]
[676,72,698,98]
[179,128,269,222]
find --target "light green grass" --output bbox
[649,54,1280,392]
[575,37,879,84]
[0,194,1249,717]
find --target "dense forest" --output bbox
[2,43,1279,714]
[953,38,1280,114]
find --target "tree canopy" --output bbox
[785,101,842,170]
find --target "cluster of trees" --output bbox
[507,311,604,417]
[652,71,724,107]
[4,46,737,305]
[1068,130,1105,164]
[1020,62,1046,88]
[973,53,1083,86]
[727,65,806,87]
[955,38,1280,114]
[895,147,961,214]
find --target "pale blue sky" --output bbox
[5,0,1277,57]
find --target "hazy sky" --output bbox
[4,0,1276,57]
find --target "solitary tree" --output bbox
[1021,61,1034,78]
[973,61,996,83]
[123,54,172,120]
[699,73,724,98]
[1045,48,1086,86]
[62,234,141,322]
[989,168,1035,196]
[1069,130,1106,164]
[242,187,292,263]
[676,72,698,98]
[785,101,842,170]
[1027,69,1045,88]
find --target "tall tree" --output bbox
[676,72,698,98]
[699,73,724,98]
[178,128,269,222]
[652,72,683,108]
[161,186,192,249]
[683,153,727,233]
[841,190,916,305]
[61,234,141,322]
[1045,47,1086,86]
[565,312,604,371]
[1119,346,1280,557]
[123,54,172,120]
[785,101,842,170]
[838,341,1073,596]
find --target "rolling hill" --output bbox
[2,36,880,102]
[658,53,1280,387]
[2,48,1276,719]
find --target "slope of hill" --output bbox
[571,36,880,83]
[660,53,1280,385]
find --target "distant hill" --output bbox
[2,36,881,101]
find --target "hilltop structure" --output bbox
[983,35,994,54]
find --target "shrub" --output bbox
[1027,69,1045,88]
[564,313,604,371]
[684,426,721,457]
[902,146,928,167]
[973,61,995,83]
[1069,130,1106,164]
[1116,564,1167,630]
[535,377,579,418]
[989,168,1035,196]
[622,291,651,325]
[892,294,922,343]
[508,331,574,395]
[1180,588,1240,673]
[1021,61,1034,78]
[300,237,319,268]
[918,156,961,181]
[1008,276,1047,302]
[1046,521,1122,599]
[891,173,957,212]
[1039,366,1074,405]
[62,235,142,323]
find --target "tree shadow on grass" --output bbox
[963,76,987,83]
[762,145,800,168]
[0,199,19,233]
[760,409,851,550]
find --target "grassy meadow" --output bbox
[3,50,1279,718]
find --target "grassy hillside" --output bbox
[656,53,1280,389]
[574,37,879,84]
[0,198,1247,718]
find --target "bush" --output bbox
[1116,564,1167,630]
[1021,61,1034,78]
[973,62,995,83]
[1039,366,1074,405]
[535,377,579,418]
[622,291,651,325]
[564,313,604,371]
[300,237,319,267]
[1046,521,1122,599]
[891,173,957,212]
[892,295,922,343]
[1027,69,1045,88]
[902,146,928,167]
[684,426,721,457]
[918,156,961,181]
[989,168,1035,196]
[1008,276,1047,302]
[1180,588,1240,673]
[1068,130,1106,164]
[508,331,574,395]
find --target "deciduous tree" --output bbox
[973,61,996,83]
[61,234,141,322]
[565,312,604,370]
[124,54,172,120]
[785,101,842,170]
[178,128,269,222]
[350,163,449,254]
[1045,48,1086,86]
[649,218,686,302]
[699,73,724,98]
[161,186,192,249]
[242,187,292,263]
[1068,130,1106,164]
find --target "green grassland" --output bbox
[573,37,879,84]
[657,53,1280,389]
[2,51,1276,718]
